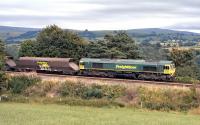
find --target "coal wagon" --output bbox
[16,57,79,74]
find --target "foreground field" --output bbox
[0,103,200,125]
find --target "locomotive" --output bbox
[5,57,176,81]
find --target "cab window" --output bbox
[79,62,84,65]
[164,66,169,70]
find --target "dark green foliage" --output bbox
[169,48,200,81]
[0,39,6,94]
[170,48,195,67]
[0,39,4,68]
[87,31,140,59]
[106,31,140,59]
[19,40,38,57]
[19,25,88,60]
[175,66,200,80]
[8,75,41,94]
[86,40,110,58]
[83,87,103,99]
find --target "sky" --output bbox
[0,0,200,32]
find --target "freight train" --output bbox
[5,57,176,81]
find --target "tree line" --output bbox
[19,25,140,60]
[2,25,200,82]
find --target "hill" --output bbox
[0,26,200,44]
[0,26,39,43]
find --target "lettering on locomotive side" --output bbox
[116,65,136,70]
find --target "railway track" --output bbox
[6,71,200,88]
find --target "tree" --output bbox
[86,31,140,59]
[19,25,88,60]
[86,40,110,58]
[106,31,140,59]
[170,48,195,67]
[0,39,6,94]
[170,48,200,80]
[175,66,200,80]
[19,40,38,57]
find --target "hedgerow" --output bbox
[2,75,200,111]
[8,75,41,94]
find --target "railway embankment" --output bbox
[6,71,200,89]
[0,72,200,112]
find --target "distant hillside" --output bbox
[1,26,200,44]
[0,26,39,43]
[77,28,200,43]
[6,31,40,44]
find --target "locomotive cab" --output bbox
[79,61,85,70]
[163,64,175,76]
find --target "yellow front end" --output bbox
[79,61,84,70]
[164,64,176,76]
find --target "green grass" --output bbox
[0,103,200,125]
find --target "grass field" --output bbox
[0,103,200,125]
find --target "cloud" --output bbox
[0,0,200,31]
[167,22,200,30]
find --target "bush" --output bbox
[58,81,125,100]
[101,85,125,99]
[138,87,199,111]
[8,75,41,94]
[175,77,199,84]
[83,86,103,99]
[59,81,87,97]
[0,72,7,94]
[175,66,200,81]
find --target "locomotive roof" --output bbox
[80,58,173,65]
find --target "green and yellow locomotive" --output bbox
[79,58,175,81]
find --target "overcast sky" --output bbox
[1,0,200,32]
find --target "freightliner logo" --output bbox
[116,65,136,69]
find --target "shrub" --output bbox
[58,81,125,99]
[175,66,200,82]
[8,75,41,94]
[175,76,199,84]
[0,72,7,94]
[83,86,103,99]
[101,85,126,99]
[59,81,87,97]
[138,87,199,111]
